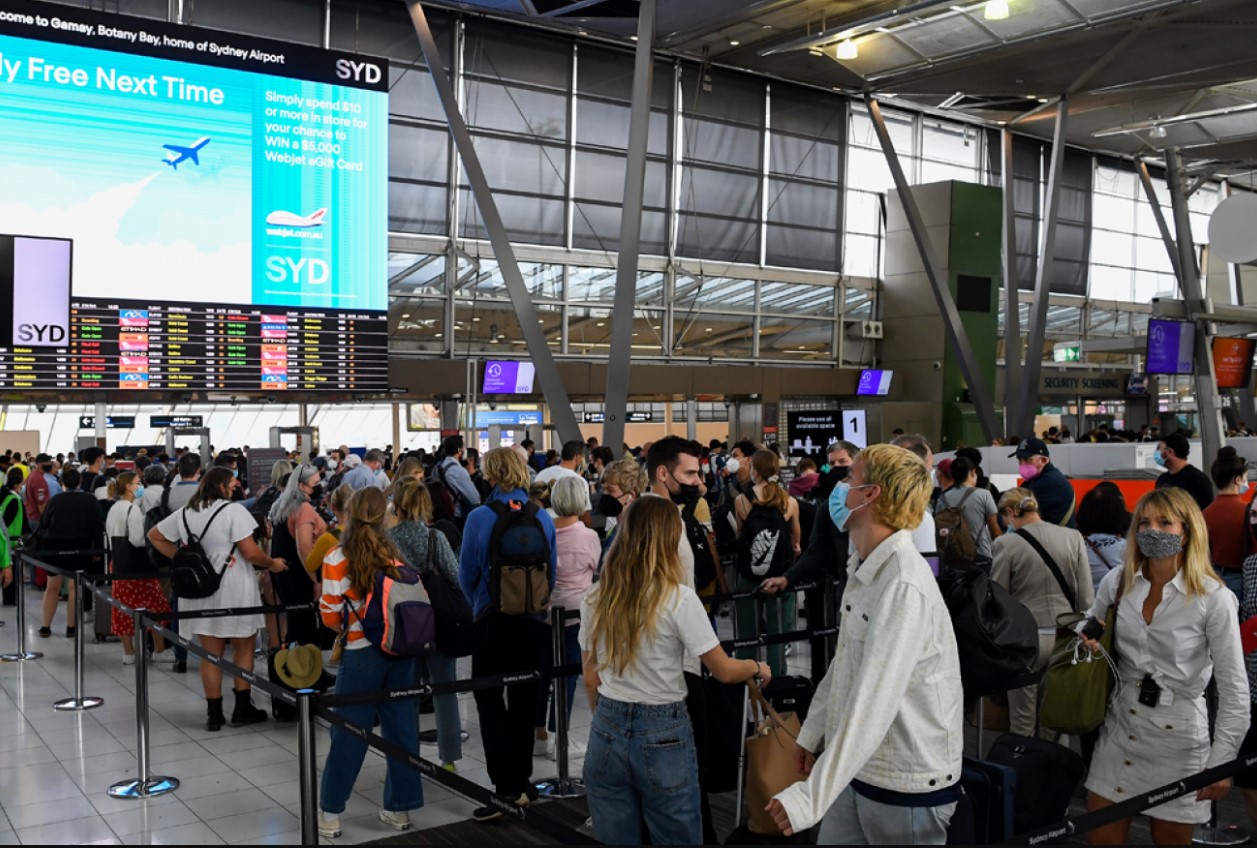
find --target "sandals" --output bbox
[37,627,51,638]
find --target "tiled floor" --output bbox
[0,586,810,845]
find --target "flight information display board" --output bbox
[0,1,389,393]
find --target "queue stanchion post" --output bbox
[536,606,585,799]
[297,688,320,846]
[109,608,178,799]
[1,552,42,662]
[1193,801,1248,846]
[53,572,103,711]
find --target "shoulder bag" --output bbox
[1015,528,1076,611]
[1038,578,1125,735]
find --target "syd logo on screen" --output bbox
[161,137,210,170]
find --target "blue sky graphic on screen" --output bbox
[1146,319,1196,375]
[857,369,893,396]
[0,29,387,311]
[483,361,537,394]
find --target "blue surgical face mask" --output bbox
[1240,481,1251,496]
[828,482,873,532]
[1152,450,1167,468]
[232,468,239,478]
[134,485,145,500]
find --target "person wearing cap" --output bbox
[1153,432,1215,512]
[1011,437,1077,529]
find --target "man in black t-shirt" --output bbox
[1153,432,1215,511]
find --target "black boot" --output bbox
[206,697,226,732]
[229,689,268,727]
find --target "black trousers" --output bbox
[472,613,546,798]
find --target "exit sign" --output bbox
[1053,342,1082,363]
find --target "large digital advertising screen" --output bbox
[0,1,389,392]
[1212,337,1256,389]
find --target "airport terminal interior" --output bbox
[8,0,1257,844]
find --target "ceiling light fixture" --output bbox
[835,39,859,61]
[729,39,740,46]
[1149,124,1168,139]
[984,0,1010,20]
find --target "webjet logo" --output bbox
[0,235,72,348]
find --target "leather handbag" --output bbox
[745,679,803,836]
[1038,581,1125,735]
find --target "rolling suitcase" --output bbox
[948,757,1016,845]
[985,733,1083,836]
[763,676,814,722]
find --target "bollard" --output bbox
[108,609,179,799]
[53,572,103,711]
[297,689,320,846]
[536,606,586,799]
[1,552,42,662]
[1194,800,1249,845]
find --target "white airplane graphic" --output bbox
[161,137,210,170]
[265,208,328,228]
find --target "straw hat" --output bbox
[274,644,322,689]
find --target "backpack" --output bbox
[417,528,474,657]
[351,564,436,657]
[249,485,282,530]
[935,488,978,566]
[936,565,1039,699]
[143,486,174,568]
[110,503,146,577]
[736,501,794,581]
[681,501,718,588]
[486,499,551,617]
[435,459,477,515]
[170,504,236,600]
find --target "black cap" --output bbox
[1009,437,1050,459]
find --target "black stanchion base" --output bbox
[418,729,470,745]
[54,696,104,711]
[1193,823,1249,846]
[1,651,42,662]
[535,776,587,800]
[108,776,179,799]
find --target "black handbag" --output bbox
[418,529,474,657]
[937,564,1039,699]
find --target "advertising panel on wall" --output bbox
[1212,337,1256,389]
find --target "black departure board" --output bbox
[0,297,388,392]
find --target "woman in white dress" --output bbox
[1082,487,1248,844]
[149,467,289,731]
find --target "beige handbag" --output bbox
[744,679,804,835]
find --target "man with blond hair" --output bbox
[767,444,963,844]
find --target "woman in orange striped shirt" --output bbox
[317,487,424,838]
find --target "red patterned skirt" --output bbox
[110,578,172,637]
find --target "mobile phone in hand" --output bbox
[1080,617,1105,640]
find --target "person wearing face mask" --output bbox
[1201,446,1252,600]
[765,444,964,843]
[268,464,328,646]
[597,457,648,555]
[1080,488,1246,845]
[1153,432,1215,512]
[1010,437,1077,528]
[106,471,176,666]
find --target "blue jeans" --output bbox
[417,648,462,765]
[320,645,424,815]
[583,697,700,845]
[818,785,956,845]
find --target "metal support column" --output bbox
[404,1,582,446]
[1015,99,1069,439]
[686,397,698,441]
[1136,160,1183,285]
[865,95,1000,444]
[1000,129,1022,435]
[602,0,657,458]
[1166,148,1226,464]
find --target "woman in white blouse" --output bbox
[1083,487,1248,845]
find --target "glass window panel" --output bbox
[390,299,446,354]
[920,160,976,185]
[1135,236,1174,274]
[1092,193,1132,230]
[567,306,666,356]
[922,120,975,167]
[1129,311,1151,334]
[573,150,669,208]
[389,181,447,235]
[1094,165,1138,198]
[575,99,670,155]
[465,82,568,140]
[451,261,561,300]
[849,106,914,153]
[846,146,895,194]
[1134,272,1177,303]
[464,24,571,89]
[457,191,566,246]
[758,316,835,361]
[765,226,842,273]
[679,166,761,220]
[389,253,446,296]
[844,287,876,319]
[389,123,449,182]
[674,275,757,313]
[192,0,321,44]
[568,268,666,307]
[1045,306,1082,335]
[452,300,562,356]
[673,314,756,359]
[770,135,840,183]
[761,282,836,317]
[771,84,844,141]
[681,120,762,171]
[1091,228,1135,267]
[571,205,668,256]
[576,51,673,109]
[676,213,759,263]
[1089,264,1133,301]
[388,69,444,121]
[458,136,567,197]
[1088,306,1119,336]
[844,233,882,278]
[1134,200,1175,238]
[767,179,839,230]
[680,67,765,126]
[1191,212,1212,243]
[846,191,883,236]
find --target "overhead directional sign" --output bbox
[1053,342,1082,363]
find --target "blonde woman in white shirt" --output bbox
[1082,487,1247,845]
[581,495,769,845]
[766,443,963,844]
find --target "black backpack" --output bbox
[417,528,474,657]
[936,565,1039,700]
[736,502,793,581]
[170,504,237,600]
[486,499,551,617]
[681,501,718,588]
[144,486,174,568]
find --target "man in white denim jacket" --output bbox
[767,443,964,844]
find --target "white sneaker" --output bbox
[150,649,177,664]
[318,811,341,838]
[379,809,412,831]
[551,738,585,760]
[533,737,552,757]
[122,654,135,666]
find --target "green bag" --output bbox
[1038,582,1125,736]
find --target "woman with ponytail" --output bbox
[317,487,424,838]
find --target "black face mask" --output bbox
[829,465,851,481]
[310,484,324,502]
[598,493,625,517]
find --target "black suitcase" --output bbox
[948,757,1016,845]
[763,675,814,721]
[985,733,1083,836]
